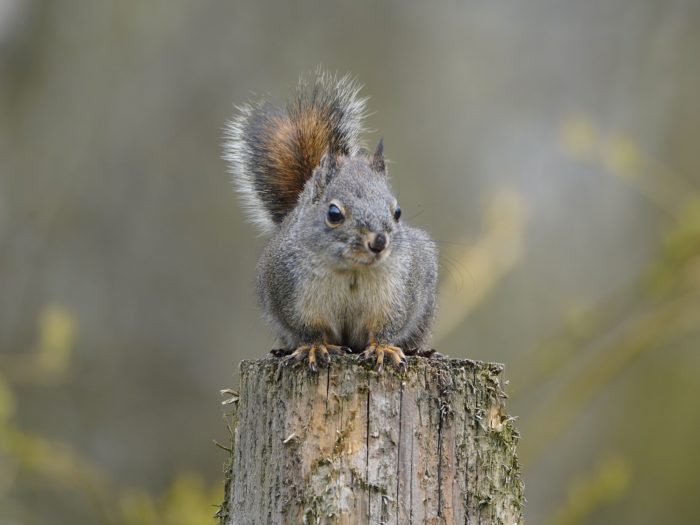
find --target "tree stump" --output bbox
[218,356,524,525]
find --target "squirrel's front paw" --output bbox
[287,344,350,372]
[361,343,407,372]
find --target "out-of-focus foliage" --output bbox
[434,188,528,344]
[0,306,220,523]
[119,474,221,525]
[650,197,700,293]
[551,456,631,525]
[1,1,699,524]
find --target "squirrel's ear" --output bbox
[319,151,337,171]
[311,151,336,202]
[371,137,385,173]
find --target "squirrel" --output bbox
[224,70,438,372]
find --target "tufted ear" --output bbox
[311,151,337,202]
[319,150,337,171]
[371,137,385,174]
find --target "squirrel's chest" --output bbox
[295,267,400,346]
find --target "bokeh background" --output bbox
[1,1,699,524]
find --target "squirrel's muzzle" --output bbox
[368,232,388,254]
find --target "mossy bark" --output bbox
[219,356,524,525]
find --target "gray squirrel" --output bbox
[224,71,438,371]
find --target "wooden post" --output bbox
[218,356,524,525]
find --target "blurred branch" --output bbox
[511,126,700,437]
[0,424,116,523]
[434,187,528,346]
[509,282,645,400]
[519,290,699,465]
[560,115,697,218]
[512,191,700,402]
[0,303,75,385]
[0,302,222,524]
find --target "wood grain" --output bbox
[219,356,524,525]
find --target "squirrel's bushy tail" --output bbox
[224,70,367,233]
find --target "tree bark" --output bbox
[219,356,524,525]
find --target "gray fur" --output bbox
[223,101,282,233]
[226,70,438,355]
[223,70,367,234]
[256,156,438,353]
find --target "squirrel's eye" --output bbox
[327,203,345,226]
[393,206,402,222]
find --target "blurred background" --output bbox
[1,1,699,523]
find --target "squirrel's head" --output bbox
[298,139,403,269]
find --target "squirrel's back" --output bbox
[224,70,367,233]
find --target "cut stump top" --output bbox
[220,355,524,525]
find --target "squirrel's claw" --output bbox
[326,344,352,356]
[287,344,348,372]
[287,345,311,368]
[361,344,407,372]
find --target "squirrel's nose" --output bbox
[368,233,387,254]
